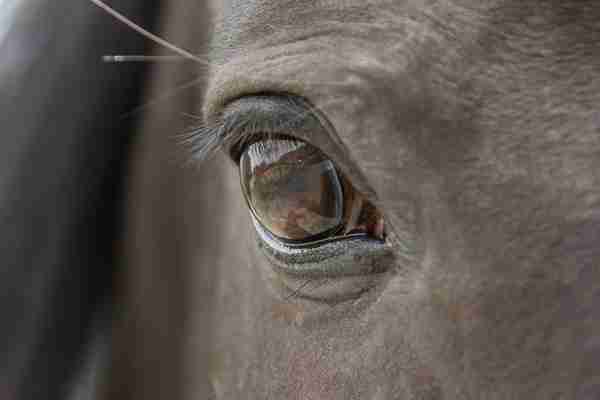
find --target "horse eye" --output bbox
[239,137,385,245]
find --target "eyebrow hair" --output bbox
[183,94,327,162]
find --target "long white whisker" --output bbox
[90,0,208,65]
[92,2,362,119]
[119,76,206,119]
[102,55,188,63]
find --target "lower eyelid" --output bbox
[253,216,394,278]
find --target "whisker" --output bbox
[102,55,189,63]
[90,0,208,65]
[122,73,349,122]
[118,75,206,119]
[93,2,370,131]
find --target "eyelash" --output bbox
[182,93,328,163]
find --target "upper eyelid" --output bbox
[186,93,379,203]
[222,94,331,160]
[186,94,319,163]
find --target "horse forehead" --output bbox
[211,0,423,48]
[215,0,373,21]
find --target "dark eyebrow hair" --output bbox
[183,94,327,162]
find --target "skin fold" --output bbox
[107,0,600,399]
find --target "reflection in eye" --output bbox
[239,137,385,245]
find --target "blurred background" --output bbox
[0,1,212,398]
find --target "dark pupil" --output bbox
[240,138,344,242]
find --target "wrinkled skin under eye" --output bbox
[239,137,385,245]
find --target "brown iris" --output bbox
[240,137,385,244]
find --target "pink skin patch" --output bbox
[287,351,340,400]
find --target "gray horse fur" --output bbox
[2,0,598,399]
[115,0,600,399]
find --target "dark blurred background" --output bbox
[0,0,160,398]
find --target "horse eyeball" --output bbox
[240,138,344,242]
[239,137,385,245]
